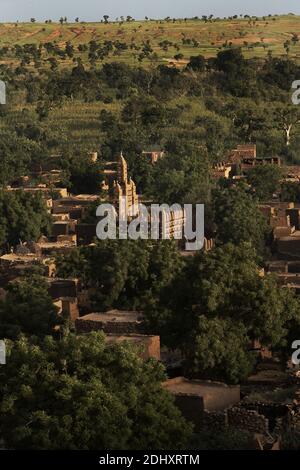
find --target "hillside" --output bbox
[2,14,300,67]
[2,13,300,173]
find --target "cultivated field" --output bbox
[1,15,299,155]
[2,14,300,67]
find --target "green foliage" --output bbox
[282,428,300,450]
[213,184,270,255]
[281,182,300,202]
[0,130,44,186]
[192,426,254,450]
[144,243,300,383]
[191,316,255,383]
[67,158,103,195]
[247,165,283,200]
[0,333,192,450]
[187,55,206,71]
[0,190,51,248]
[148,146,211,205]
[56,239,184,311]
[216,48,257,97]
[0,277,62,339]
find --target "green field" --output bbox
[2,14,300,68]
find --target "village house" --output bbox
[105,334,160,361]
[227,144,281,175]
[0,251,56,287]
[6,185,68,199]
[212,162,232,180]
[75,309,145,335]
[162,377,240,431]
[75,309,160,361]
[141,147,165,164]
[53,297,80,323]
[48,278,81,299]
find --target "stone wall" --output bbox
[227,407,269,434]
[201,410,228,431]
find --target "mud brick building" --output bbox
[51,220,77,238]
[212,162,232,180]
[36,236,76,256]
[105,334,160,361]
[229,144,257,163]
[141,148,165,164]
[48,278,80,299]
[75,310,160,361]
[6,186,68,199]
[75,310,145,335]
[53,297,80,323]
[0,252,56,286]
[163,377,240,431]
[228,144,281,174]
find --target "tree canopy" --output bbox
[0,276,63,340]
[0,333,192,450]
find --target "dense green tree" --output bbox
[213,183,270,254]
[260,56,300,91]
[274,105,300,147]
[56,240,183,311]
[0,277,62,339]
[190,316,255,383]
[0,333,192,449]
[61,156,103,195]
[187,55,206,71]
[281,181,300,202]
[0,190,51,249]
[144,243,300,383]
[0,131,44,186]
[193,426,254,450]
[148,146,211,205]
[215,48,257,97]
[247,165,283,200]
